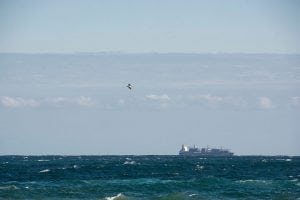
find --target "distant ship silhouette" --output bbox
[179,144,234,156]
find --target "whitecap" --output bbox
[0,185,19,190]
[105,193,126,200]
[276,158,292,162]
[39,169,50,173]
[37,159,49,162]
[195,165,204,170]
[236,179,270,184]
[236,179,254,183]
[123,161,136,165]
[73,165,79,169]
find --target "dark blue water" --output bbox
[0,156,299,199]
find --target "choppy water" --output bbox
[0,156,299,199]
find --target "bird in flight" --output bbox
[127,83,132,90]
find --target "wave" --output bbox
[236,179,271,184]
[105,192,201,200]
[0,185,19,190]
[37,159,50,162]
[39,169,50,173]
[123,160,137,165]
[195,165,204,170]
[275,158,293,162]
[81,178,178,186]
[104,193,127,200]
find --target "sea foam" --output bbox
[105,193,126,200]
[39,169,50,173]
[123,160,136,165]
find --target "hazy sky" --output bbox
[0,53,299,155]
[0,0,300,53]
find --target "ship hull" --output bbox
[179,152,234,156]
[179,145,234,156]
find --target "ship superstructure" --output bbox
[179,144,234,156]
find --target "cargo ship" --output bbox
[179,144,234,156]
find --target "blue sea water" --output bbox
[0,156,299,199]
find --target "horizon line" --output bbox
[0,154,298,157]
[1,51,300,56]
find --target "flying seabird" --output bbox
[127,83,132,90]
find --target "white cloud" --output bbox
[188,94,248,109]
[189,94,223,103]
[146,94,170,101]
[258,97,274,109]
[49,97,68,103]
[145,94,171,109]
[76,96,93,107]
[291,97,300,106]
[46,96,94,107]
[45,97,72,106]
[0,96,40,108]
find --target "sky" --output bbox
[0,1,300,155]
[0,53,299,155]
[0,0,300,53]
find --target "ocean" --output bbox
[0,156,299,199]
